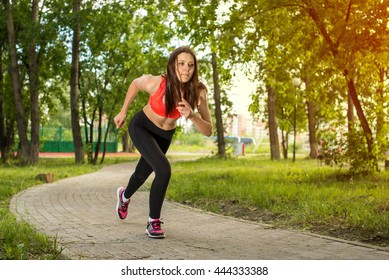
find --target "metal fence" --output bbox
[39,126,118,153]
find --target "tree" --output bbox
[0,5,17,163]
[76,0,175,164]
[0,46,12,162]
[266,84,280,160]
[211,51,226,157]
[301,0,389,172]
[2,0,30,165]
[69,0,84,164]
[1,0,71,164]
[28,0,40,164]
[304,78,318,158]
[230,0,388,172]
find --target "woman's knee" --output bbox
[155,164,171,182]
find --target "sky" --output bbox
[229,68,257,116]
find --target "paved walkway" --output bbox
[10,161,389,260]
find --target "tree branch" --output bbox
[306,3,338,56]
[335,0,352,48]
[345,0,352,23]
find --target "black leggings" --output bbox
[123,110,176,219]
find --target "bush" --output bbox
[174,132,207,146]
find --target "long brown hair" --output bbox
[164,46,206,117]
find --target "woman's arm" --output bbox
[178,89,213,137]
[114,75,160,128]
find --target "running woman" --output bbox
[114,46,213,238]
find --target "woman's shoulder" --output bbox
[198,81,207,91]
[136,74,164,94]
[139,74,163,83]
[198,81,208,97]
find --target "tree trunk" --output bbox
[346,78,374,157]
[304,77,317,159]
[346,84,356,155]
[280,108,288,159]
[267,84,280,160]
[82,96,95,164]
[375,67,385,152]
[122,132,129,152]
[0,48,14,163]
[28,0,40,164]
[93,105,103,164]
[306,100,318,158]
[281,130,288,159]
[100,112,114,164]
[3,0,30,165]
[347,91,355,130]
[4,121,15,162]
[0,47,6,161]
[100,71,121,164]
[70,0,84,163]
[211,52,225,158]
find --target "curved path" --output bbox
[10,161,389,260]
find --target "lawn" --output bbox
[0,156,133,259]
[167,156,389,247]
[1,153,388,260]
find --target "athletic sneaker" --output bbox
[145,218,165,238]
[116,187,130,220]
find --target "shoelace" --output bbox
[121,200,129,211]
[150,220,164,230]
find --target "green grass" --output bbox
[167,156,389,246]
[0,156,133,260]
[2,152,388,259]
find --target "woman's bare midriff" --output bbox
[143,104,179,130]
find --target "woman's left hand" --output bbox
[177,98,195,119]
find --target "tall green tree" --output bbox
[1,0,69,164]
[0,31,11,162]
[0,5,18,163]
[70,0,84,164]
[302,0,389,172]
[232,0,388,172]
[28,0,40,164]
[2,0,30,165]
[77,0,175,164]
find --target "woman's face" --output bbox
[175,52,195,83]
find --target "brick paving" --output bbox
[9,161,389,260]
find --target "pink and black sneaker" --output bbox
[145,218,165,239]
[116,187,130,220]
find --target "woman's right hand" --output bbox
[114,111,126,129]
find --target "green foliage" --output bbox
[174,131,207,146]
[2,0,388,169]
[232,0,389,173]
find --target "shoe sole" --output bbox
[116,187,125,220]
[145,229,166,239]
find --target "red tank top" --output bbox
[149,76,181,119]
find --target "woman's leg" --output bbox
[123,156,153,199]
[124,115,174,219]
[144,135,172,219]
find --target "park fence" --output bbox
[39,126,118,153]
